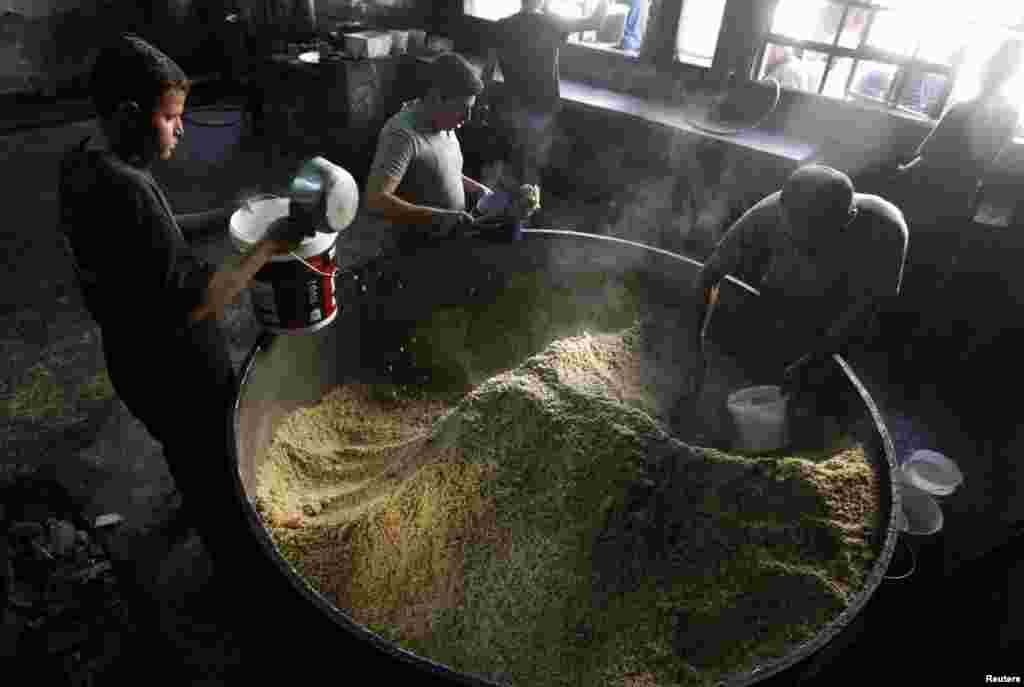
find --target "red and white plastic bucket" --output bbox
[229,197,339,335]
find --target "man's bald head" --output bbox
[781,164,855,228]
[778,164,857,256]
[90,34,189,120]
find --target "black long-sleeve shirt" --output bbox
[58,136,215,335]
[59,138,251,581]
[58,134,238,454]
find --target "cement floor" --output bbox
[1,107,1019,683]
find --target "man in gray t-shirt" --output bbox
[366,52,493,251]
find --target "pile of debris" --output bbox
[1,465,127,684]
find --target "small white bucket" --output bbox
[897,482,944,535]
[229,197,339,335]
[726,385,789,452]
[901,449,963,496]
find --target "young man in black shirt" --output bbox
[58,35,307,620]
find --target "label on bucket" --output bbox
[251,244,338,334]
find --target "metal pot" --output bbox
[229,231,901,685]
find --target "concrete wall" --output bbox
[2,1,141,95]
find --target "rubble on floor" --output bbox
[1,464,129,683]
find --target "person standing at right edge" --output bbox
[889,38,1022,343]
[483,0,609,219]
[894,38,1023,227]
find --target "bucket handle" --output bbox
[882,536,917,581]
[289,250,340,278]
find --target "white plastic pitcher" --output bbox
[726,385,789,452]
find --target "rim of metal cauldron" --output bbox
[227,229,903,687]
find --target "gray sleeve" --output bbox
[369,126,415,185]
[862,197,909,299]
[133,184,214,326]
[838,195,908,307]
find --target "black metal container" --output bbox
[229,231,901,685]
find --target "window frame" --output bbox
[759,0,1024,126]
[758,1,963,120]
[463,0,716,70]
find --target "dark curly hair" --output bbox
[89,34,191,119]
[430,52,485,101]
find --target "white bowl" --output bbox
[898,482,943,535]
[726,385,788,453]
[901,449,963,496]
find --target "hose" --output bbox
[680,76,782,138]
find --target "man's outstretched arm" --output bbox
[549,0,609,35]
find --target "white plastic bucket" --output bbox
[897,482,944,535]
[229,197,339,335]
[901,449,963,496]
[726,385,789,452]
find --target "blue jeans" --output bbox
[621,0,645,52]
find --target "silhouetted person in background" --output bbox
[483,0,609,203]
[895,38,1023,225]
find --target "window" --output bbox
[464,0,521,22]
[464,0,654,57]
[759,0,1024,125]
[676,0,728,68]
[553,0,654,55]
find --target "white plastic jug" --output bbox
[288,157,360,234]
[726,385,789,452]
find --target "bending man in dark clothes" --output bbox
[691,165,908,431]
[483,0,609,193]
[57,35,309,620]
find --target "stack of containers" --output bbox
[896,450,964,535]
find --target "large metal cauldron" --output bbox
[229,231,901,686]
